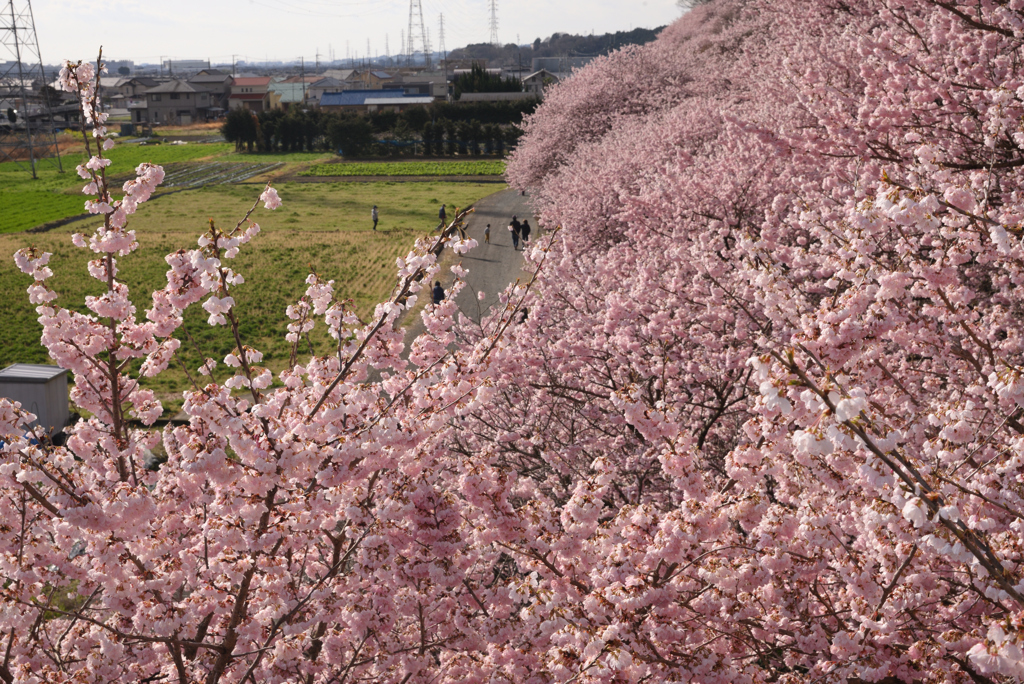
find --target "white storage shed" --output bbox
[0,364,70,439]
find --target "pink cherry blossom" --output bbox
[6,9,1024,682]
[260,185,282,210]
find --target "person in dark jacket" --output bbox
[438,204,447,227]
[520,219,532,245]
[432,281,445,305]
[510,215,521,251]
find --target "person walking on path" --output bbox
[510,215,521,251]
[438,204,447,230]
[372,205,378,231]
[484,224,491,244]
[520,219,531,246]
[432,281,445,305]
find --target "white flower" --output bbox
[260,186,282,210]
[793,429,833,456]
[902,498,928,528]
[835,396,867,422]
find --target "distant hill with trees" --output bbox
[448,27,666,66]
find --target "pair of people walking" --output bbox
[509,215,531,251]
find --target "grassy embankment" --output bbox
[1,152,500,414]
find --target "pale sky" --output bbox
[31,0,682,67]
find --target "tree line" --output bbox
[221,98,538,157]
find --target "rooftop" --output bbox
[190,73,232,84]
[269,82,306,103]
[320,89,407,107]
[146,79,200,94]
[310,76,344,88]
[322,69,358,81]
[232,76,272,87]
[0,364,68,383]
[365,96,434,105]
[125,76,159,87]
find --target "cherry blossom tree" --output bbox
[0,55,522,684]
[4,0,1024,681]
[495,0,1024,681]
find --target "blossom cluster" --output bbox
[4,3,1024,682]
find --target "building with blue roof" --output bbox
[319,89,432,113]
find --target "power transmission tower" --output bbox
[407,0,430,69]
[0,0,62,178]
[438,14,446,63]
[439,14,449,100]
[488,0,499,47]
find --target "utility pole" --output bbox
[232,54,238,76]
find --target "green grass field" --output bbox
[0,143,235,234]
[0,180,497,415]
[302,161,506,177]
[2,143,509,234]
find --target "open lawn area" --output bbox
[0,180,499,415]
[0,142,235,234]
[1,142,505,234]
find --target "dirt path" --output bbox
[402,188,538,347]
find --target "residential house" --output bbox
[268,80,306,110]
[393,72,448,99]
[117,76,158,99]
[144,79,211,125]
[306,77,345,107]
[365,71,394,88]
[188,69,232,112]
[523,69,560,98]
[98,76,123,105]
[229,76,271,113]
[321,69,359,84]
[128,100,149,125]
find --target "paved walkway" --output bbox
[403,188,538,347]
